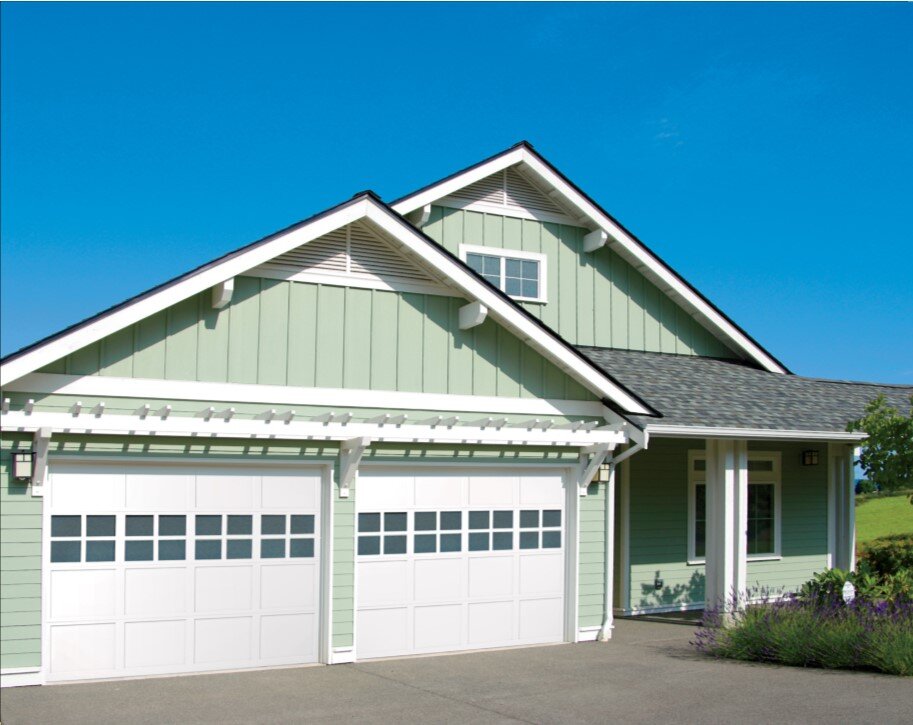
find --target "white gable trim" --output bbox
[392,147,788,374]
[0,196,653,417]
[0,199,369,386]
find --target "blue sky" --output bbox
[2,3,911,383]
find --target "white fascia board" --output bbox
[646,424,868,442]
[393,149,786,375]
[0,200,370,387]
[363,203,653,415]
[515,150,787,374]
[1,411,627,448]
[6,373,608,418]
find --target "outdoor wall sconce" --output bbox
[596,463,612,483]
[11,449,36,481]
[801,449,820,466]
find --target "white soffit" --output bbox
[391,146,787,375]
[0,196,653,417]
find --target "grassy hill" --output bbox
[856,493,913,546]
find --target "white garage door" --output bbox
[44,465,322,682]
[355,469,567,659]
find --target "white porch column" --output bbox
[829,443,857,571]
[704,439,749,613]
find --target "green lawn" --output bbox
[856,494,913,546]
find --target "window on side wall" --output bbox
[460,244,546,303]
[688,452,781,563]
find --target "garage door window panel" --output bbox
[358,511,408,556]
[51,514,116,563]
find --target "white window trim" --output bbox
[687,450,782,565]
[458,243,548,304]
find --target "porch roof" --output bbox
[579,347,912,435]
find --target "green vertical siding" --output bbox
[0,435,43,670]
[625,440,831,612]
[578,481,606,628]
[45,278,596,402]
[423,206,735,358]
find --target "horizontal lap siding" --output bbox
[1,436,42,670]
[578,482,606,628]
[746,442,829,594]
[333,460,354,649]
[46,278,595,402]
[626,440,831,612]
[423,207,734,358]
[627,440,703,611]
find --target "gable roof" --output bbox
[392,141,790,375]
[580,346,911,437]
[0,192,657,419]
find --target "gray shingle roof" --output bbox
[579,347,913,432]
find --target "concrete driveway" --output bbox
[2,619,909,725]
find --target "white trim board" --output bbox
[1,410,628,448]
[392,145,788,374]
[6,373,609,418]
[0,195,653,418]
[646,424,867,442]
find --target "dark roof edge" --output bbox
[0,193,373,367]
[393,141,791,375]
[0,188,659,423]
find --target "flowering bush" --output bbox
[692,589,913,676]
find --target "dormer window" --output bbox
[460,244,547,303]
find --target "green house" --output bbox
[2,142,910,686]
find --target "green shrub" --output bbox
[693,597,913,676]
[860,534,913,577]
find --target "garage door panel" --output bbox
[359,475,413,509]
[519,554,564,596]
[413,558,462,602]
[518,598,563,641]
[125,472,192,510]
[468,555,513,599]
[50,623,117,674]
[194,566,253,613]
[414,605,462,651]
[467,476,515,506]
[194,616,252,664]
[52,471,124,511]
[357,468,567,659]
[467,600,513,645]
[261,475,319,509]
[357,608,408,659]
[358,560,408,606]
[47,466,323,681]
[519,475,565,506]
[414,476,464,507]
[125,568,186,616]
[260,563,316,610]
[194,474,256,510]
[50,569,116,619]
[124,620,186,668]
[260,613,316,660]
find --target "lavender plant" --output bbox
[692,581,913,676]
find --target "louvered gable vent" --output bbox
[445,166,574,221]
[251,221,451,295]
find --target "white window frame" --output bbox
[687,450,782,565]
[459,243,548,304]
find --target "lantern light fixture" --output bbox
[11,449,36,481]
[801,449,820,466]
